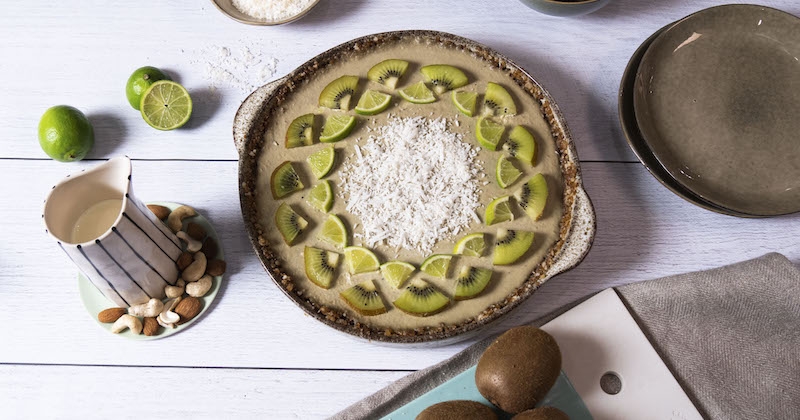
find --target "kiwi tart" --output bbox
[238,31,591,343]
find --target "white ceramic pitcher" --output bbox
[43,157,181,307]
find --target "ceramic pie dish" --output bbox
[234,30,596,344]
[634,4,800,216]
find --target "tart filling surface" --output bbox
[254,40,564,334]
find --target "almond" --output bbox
[147,204,171,221]
[98,307,127,323]
[174,296,202,324]
[143,317,160,336]
[186,222,206,241]
[177,251,193,271]
[206,259,227,276]
[201,237,218,260]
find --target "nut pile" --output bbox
[96,204,226,336]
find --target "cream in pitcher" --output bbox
[43,157,181,307]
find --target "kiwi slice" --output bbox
[483,82,517,116]
[515,174,548,220]
[504,125,537,166]
[493,228,534,266]
[275,203,308,245]
[420,65,468,95]
[285,113,315,148]
[367,59,409,90]
[340,279,387,316]
[393,278,450,317]
[319,75,359,111]
[454,266,493,300]
[270,161,304,199]
[304,246,340,289]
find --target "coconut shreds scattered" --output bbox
[339,116,483,254]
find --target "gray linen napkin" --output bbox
[333,253,800,420]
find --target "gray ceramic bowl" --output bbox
[210,0,320,25]
[634,4,800,216]
[618,20,753,217]
[518,0,610,17]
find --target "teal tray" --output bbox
[382,365,592,419]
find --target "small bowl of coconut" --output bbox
[211,0,321,25]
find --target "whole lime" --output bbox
[125,66,170,110]
[37,105,95,162]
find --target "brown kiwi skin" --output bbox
[475,326,561,414]
[511,407,569,420]
[416,400,498,420]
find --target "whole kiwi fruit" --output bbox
[511,406,569,420]
[475,326,561,414]
[416,400,498,420]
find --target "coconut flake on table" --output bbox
[339,116,483,255]
[231,0,315,21]
[187,41,279,94]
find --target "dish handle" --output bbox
[233,76,289,158]
[547,186,596,278]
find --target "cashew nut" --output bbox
[176,231,202,253]
[186,275,212,297]
[181,252,207,282]
[167,205,197,233]
[127,298,164,318]
[111,314,143,334]
[157,297,182,329]
[164,279,185,299]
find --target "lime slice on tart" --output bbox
[344,246,381,274]
[140,80,192,130]
[453,233,486,257]
[320,115,356,143]
[496,155,522,188]
[451,90,477,117]
[306,146,336,179]
[476,117,505,150]
[306,180,334,213]
[398,81,436,104]
[485,196,514,225]
[379,261,416,289]
[420,254,453,278]
[318,214,348,248]
[355,89,392,115]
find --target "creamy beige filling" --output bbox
[255,41,564,330]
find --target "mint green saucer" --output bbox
[78,202,224,340]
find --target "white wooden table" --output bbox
[2,1,799,418]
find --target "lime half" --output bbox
[307,146,336,179]
[318,214,348,248]
[476,117,505,150]
[320,115,356,143]
[496,155,522,188]
[398,81,436,104]
[451,90,477,117]
[140,80,192,130]
[306,180,334,213]
[355,89,392,115]
[420,254,453,278]
[380,261,416,289]
[344,246,380,274]
[485,196,514,226]
[453,233,486,257]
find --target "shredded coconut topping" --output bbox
[339,116,483,254]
